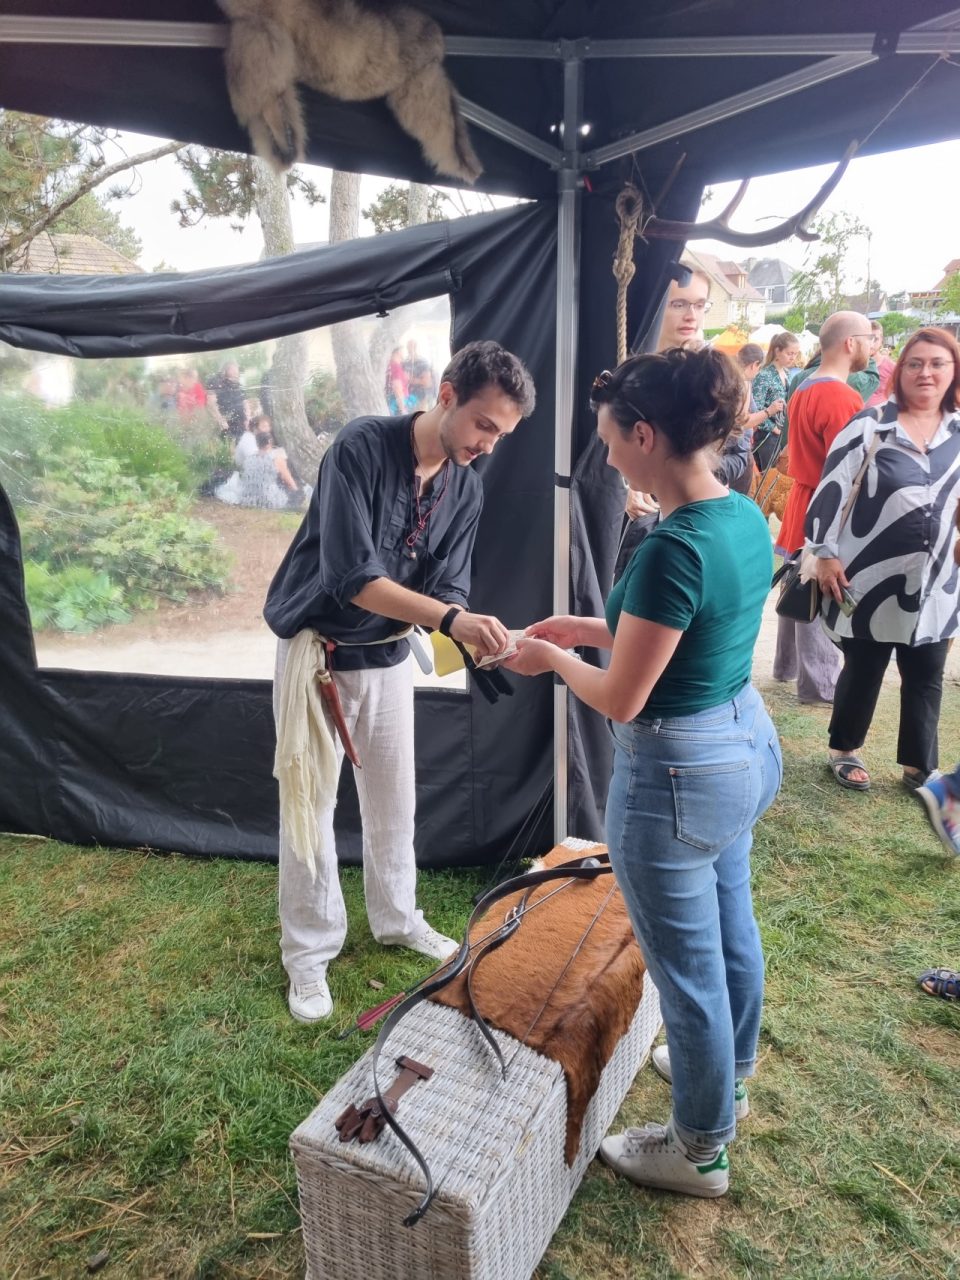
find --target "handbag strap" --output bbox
[837,431,882,535]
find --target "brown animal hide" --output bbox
[216,0,482,183]
[432,844,646,1164]
[752,452,794,522]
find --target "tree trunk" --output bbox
[367,182,433,383]
[251,157,320,478]
[329,170,383,420]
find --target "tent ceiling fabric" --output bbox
[2,3,959,198]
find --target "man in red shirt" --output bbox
[773,312,873,703]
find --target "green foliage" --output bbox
[791,212,872,325]
[880,311,920,340]
[0,396,196,493]
[73,358,151,406]
[0,396,229,632]
[362,182,447,234]
[53,190,142,262]
[171,147,324,231]
[304,369,347,435]
[22,561,131,633]
[780,306,806,332]
[0,110,145,271]
[938,269,960,317]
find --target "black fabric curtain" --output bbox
[0,202,561,865]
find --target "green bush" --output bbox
[23,561,131,633]
[1,395,231,634]
[0,396,196,493]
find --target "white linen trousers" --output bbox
[273,638,423,984]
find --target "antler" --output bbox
[642,140,858,247]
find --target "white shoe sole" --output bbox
[599,1144,728,1198]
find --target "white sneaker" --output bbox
[651,1045,750,1120]
[288,976,333,1023]
[599,1120,729,1198]
[381,920,458,961]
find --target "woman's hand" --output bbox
[524,615,581,647]
[625,489,659,520]
[815,556,849,604]
[503,636,559,677]
[768,398,785,417]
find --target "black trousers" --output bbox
[828,637,950,775]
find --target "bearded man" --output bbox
[264,341,535,1021]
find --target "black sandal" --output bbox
[918,968,960,1000]
[828,753,870,791]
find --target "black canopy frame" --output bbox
[2,3,960,862]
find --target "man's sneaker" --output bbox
[288,976,333,1023]
[650,1045,749,1120]
[599,1120,729,1198]
[916,776,960,855]
[381,920,458,961]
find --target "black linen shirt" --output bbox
[263,414,483,669]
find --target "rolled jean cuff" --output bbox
[672,1113,736,1149]
[735,1058,756,1078]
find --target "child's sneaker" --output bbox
[600,1119,729,1198]
[650,1045,750,1120]
[916,777,960,855]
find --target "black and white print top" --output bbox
[805,398,960,645]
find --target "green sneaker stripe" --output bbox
[696,1148,729,1174]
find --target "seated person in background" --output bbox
[239,429,299,509]
[234,413,267,467]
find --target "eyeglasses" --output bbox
[591,370,649,423]
[903,358,955,373]
[666,299,712,314]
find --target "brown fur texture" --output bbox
[751,451,794,521]
[431,844,646,1164]
[216,0,482,182]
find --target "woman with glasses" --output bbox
[506,348,781,1199]
[807,327,960,792]
[751,331,800,471]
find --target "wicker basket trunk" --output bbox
[291,975,661,1279]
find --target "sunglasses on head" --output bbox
[591,369,649,424]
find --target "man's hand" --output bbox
[815,556,848,604]
[524,615,581,648]
[503,636,558,677]
[625,489,659,520]
[449,610,510,658]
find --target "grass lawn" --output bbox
[2,680,959,1279]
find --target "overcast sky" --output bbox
[118,133,959,295]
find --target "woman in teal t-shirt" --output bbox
[507,347,782,1200]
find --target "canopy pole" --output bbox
[553,46,583,843]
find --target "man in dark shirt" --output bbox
[265,340,536,1022]
[206,361,248,440]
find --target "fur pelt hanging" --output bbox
[215,0,482,183]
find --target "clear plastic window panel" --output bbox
[0,296,466,690]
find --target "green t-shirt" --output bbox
[605,493,772,718]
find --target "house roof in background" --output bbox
[744,257,801,289]
[10,232,144,275]
[683,248,764,302]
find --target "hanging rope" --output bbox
[613,184,645,365]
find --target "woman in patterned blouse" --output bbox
[806,327,960,791]
[751,331,800,471]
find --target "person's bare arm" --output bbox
[274,454,298,491]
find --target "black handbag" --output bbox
[770,434,881,624]
[773,555,821,622]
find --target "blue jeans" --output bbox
[606,684,782,1147]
